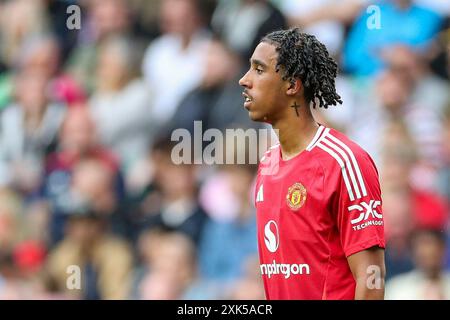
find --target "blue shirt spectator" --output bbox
[344,0,442,76]
[198,212,257,283]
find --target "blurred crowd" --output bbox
[0,0,449,300]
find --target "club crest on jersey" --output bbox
[286,183,307,211]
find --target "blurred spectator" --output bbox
[17,34,86,105]
[414,0,450,18]
[380,123,449,278]
[133,139,209,246]
[0,0,49,69]
[70,158,131,238]
[142,0,212,126]
[0,188,39,299]
[45,208,133,299]
[127,0,162,39]
[0,72,13,112]
[0,253,30,299]
[381,122,448,232]
[383,45,449,117]
[13,240,46,276]
[344,0,443,76]
[0,189,24,258]
[198,164,257,284]
[22,201,52,246]
[211,0,286,62]
[386,228,450,299]
[130,228,163,299]
[65,0,137,93]
[167,38,257,135]
[132,230,210,299]
[122,138,170,243]
[430,19,450,80]
[45,0,80,61]
[437,104,450,202]
[278,0,348,57]
[40,106,123,245]
[348,68,444,172]
[89,35,154,184]
[0,68,66,194]
[382,183,415,278]
[226,255,265,300]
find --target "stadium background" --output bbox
[0,0,449,299]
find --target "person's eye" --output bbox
[256,68,263,74]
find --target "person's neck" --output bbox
[272,106,320,161]
[180,28,200,50]
[396,0,411,11]
[424,269,442,281]
[24,107,47,132]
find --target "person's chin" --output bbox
[248,110,261,121]
[245,103,267,122]
[248,111,268,123]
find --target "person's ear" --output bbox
[286,79,302,96]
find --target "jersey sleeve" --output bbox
[332,150,386,257]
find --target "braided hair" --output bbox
[261,28,343,109]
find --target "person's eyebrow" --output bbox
[250,58,268,69]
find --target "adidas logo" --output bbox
[256,185,264,202]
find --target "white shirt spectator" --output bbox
[349,94,444,169]
[414,0,450,15]
[278,0,346,56]
[142,31,210,126]
[0,103,65,186]
[89,79,154,171]
[386,270,450,300]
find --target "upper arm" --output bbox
[347,246,386,280]
[347,246,386,299]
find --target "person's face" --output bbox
[376,71,410,111]
[15,69,49,115]
[225,166,254,200]
[67,217,101,245]
[382,189,413,240]
[239,42,288,123]
[159,161,195,199]
[152,235,196,286]
[26,40,60,77]
[96,46,128,91]
[384,45,421,85]
[202,41,235,88]
[91,0,129,38]
[61,108,96,154]
[412,232,446,277]
[72,160,115,213]
[396,0,412,10]
[160,0,199,37]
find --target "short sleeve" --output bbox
[333,151,386,257]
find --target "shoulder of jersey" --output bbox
[310,126,371,201]
[310,127,369,162]
[259,143,280,165]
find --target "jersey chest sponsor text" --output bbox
[260,219,311,279]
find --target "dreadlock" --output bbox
[261,28,343,109]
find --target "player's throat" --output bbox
[274,120,320,161]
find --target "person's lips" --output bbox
[242,92,253,109]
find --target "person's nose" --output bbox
[239,70,252,88]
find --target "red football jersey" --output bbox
[255,125,385,300]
